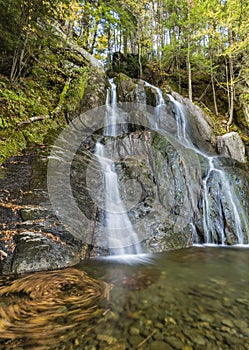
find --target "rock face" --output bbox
[74,132,195,254]
[217,132,246,163]
[0,147,84,274]
[0,48,108,274]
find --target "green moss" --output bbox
[63,67,89,112]
[0,72,67,164]
[52,79,71,114]
[0,116,65,164]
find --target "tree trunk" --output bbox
[138,29,143,78]
[211,72,218,116]
[187,1,192,101]
[186,34,192,101]
[227,54,235,129]
[10,32,29,83]
[225,57,231,112]
[210,56,218,116]
[123,32,128,56]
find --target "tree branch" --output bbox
[17,115,51,126]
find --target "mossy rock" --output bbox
[114,73,137,102]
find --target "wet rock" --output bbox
[150,340,173,350]
[183,329,207,345]
[220,326,236,334]
[128,334,144,347]
[236,320,248,329]
[164,317,177,325]
[154,331,164,341]
[236,298,249,306]
[198,314,215,323]
[221,319,234,328]
[223,333,244,346]
[20,207,50,222]
[11,231,81,273]
[96,334,117,345]
[241,328,249,336]
[165,336,185,349]
[217,132,246,163]
[155,322,164,330]
[129,326,140,335]
[171,91,216,154]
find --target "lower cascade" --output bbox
[95,141,141,255]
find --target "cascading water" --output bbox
[167,94,193,148]
[201,156,249,245]
[202,157,216,244]
[95,80,141,255]
[132,81,248,245]
[147,82,165,129]
[95,142,141,254]
[104,78,118,137]
[167,93,249,245]
[144,81,165,106]
[94,77,248,253]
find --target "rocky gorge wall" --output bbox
[1,68,249,274]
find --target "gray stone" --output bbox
[221,319,234,328]
[128,335,144,347]
[217,132,246,163]
[199,314,215,323]
[236,320,248,329]
[242,327,249,336]
[11,231,80,273]
[165,336,184,349]
[150,340,173,350]
[129,326,140,335]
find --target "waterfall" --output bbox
[104,78,118,136]
[95,80,141,255]
[167,94,249,245]
[144,81,165,106]
[202,158,216,244]
[95,79,248,252]
[167,94,193,148]
[202,157,249,245]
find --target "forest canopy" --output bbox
[0,0,248,130]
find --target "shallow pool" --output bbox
[0,246,248,349]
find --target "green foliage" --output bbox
[0,0,248,163]
[0,63,67,164]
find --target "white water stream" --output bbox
[95,80,141,255]
[167,94,249,245]
[137,80,249,245]
[104,78,118,137]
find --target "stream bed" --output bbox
[0,246,248,349]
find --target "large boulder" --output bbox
[217,132,246,163]
[11,231,81,274]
